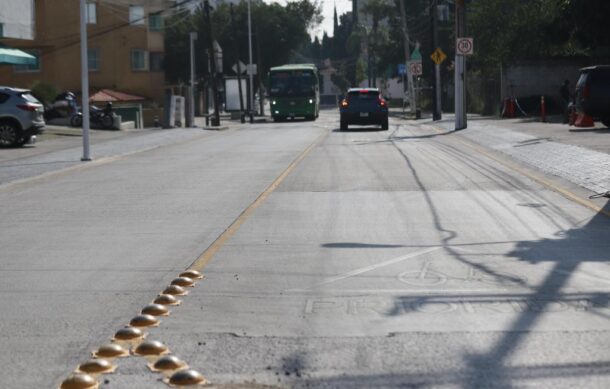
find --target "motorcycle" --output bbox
[44,91,78,121]
[70,103,115,129]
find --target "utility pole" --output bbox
[204,0,220,126]
[398,0,416,115]
[230,4,245,121]
[247,0,254,119]
[255,23,264,116]
[455,0,467,130]
[372,19,378,88]
[367,29,372,87]
[431,0,441,120]
[79,0,91,161]
[188,31,197,127]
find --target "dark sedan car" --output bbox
[339,88,389,131]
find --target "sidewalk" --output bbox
[420,113,610,195]
[0,117,246,186]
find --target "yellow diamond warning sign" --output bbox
[430,48,447,65]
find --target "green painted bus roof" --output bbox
[269,63,318,72]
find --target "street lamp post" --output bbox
[188,32,197,128]
[79,0,91,161]
[247,0,254,119]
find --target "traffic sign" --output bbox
[232,61,246,74]
[430,48,447,65]
[397,63,406,75]
[408,60,423,76]
[246,63,257,75]
[456,37,474,55]
[411,47,422,61]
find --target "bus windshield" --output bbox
[269,70,316,97]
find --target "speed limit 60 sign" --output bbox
[456,37,474,55]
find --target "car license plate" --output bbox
[360,112,369,117]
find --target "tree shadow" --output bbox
[383,130,610,386]
[322,242,407,249]
[460,200,610,387]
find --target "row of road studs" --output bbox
[59,270,208,388]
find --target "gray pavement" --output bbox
[0,111,609,388]
[427,114,610,195]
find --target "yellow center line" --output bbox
[424,122,610,219]
[188,129,330,272]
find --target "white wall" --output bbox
[503,59,591,100]
[0,0,34,40]
[359,77,405,99]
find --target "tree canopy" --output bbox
[164,0,322,84]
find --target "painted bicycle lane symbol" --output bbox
[398,261,527,287]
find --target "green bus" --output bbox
[268,64,320,121]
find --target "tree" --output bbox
[163,1,322,84]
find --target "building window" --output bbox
[13,49,40,73]
[131,49,148,71]
[129,6,145,25]
[86,2,97,24]
[88,48,99,71]
[150,52,163,72]
[148,13,163,32]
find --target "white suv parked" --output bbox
[0,87,45,147]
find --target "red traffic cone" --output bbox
[574,112,594,127]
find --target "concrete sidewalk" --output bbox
[419,113,610,196]
[0,117,248,186]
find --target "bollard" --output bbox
[540,96,546,122]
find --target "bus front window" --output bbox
[269,71,316,97]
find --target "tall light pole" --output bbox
[399,0,416,115]
[188,32,197,127]
[247,0,254,117]
[79,0,91,161]
[431,0,441,121]
[455,0,467,130]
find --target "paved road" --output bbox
[0,110,608,388]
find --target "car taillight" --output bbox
[379,98,387,107]
[582,84,590,99]
[340,99,349,108]
[17,103,39,112]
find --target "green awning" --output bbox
[0,45,37,65]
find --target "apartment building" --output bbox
[0,0,176,103]
[0,0,35,40]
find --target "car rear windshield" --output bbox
[19,93,41,104]
[348,90,379,100]
[590,69,610,84]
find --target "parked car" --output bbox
[339,88,389,131]
[575,65,610,127]
[0,87,45,147]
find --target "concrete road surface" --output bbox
[0,110,608,388]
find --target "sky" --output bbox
[264,0,353,40]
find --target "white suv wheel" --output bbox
[0,122,19,147]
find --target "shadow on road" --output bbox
[460,200,610,387]
[381,131,610,386]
